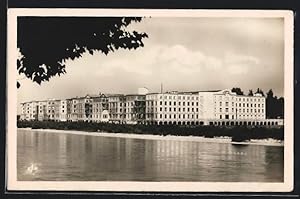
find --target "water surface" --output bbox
[17,129,283,182]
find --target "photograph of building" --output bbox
[9,9,293,192]
[20,88,283,126]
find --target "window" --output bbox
[165,102,167,106]
[160,114,162,118]
[225,108,228,112]
[220,108,222,112]
[174,108,176,111]
[225,102,229,106]
[160,101,162,105]
[220,115,222,119]
[220,102,222,106]
[160,107,162,111]
[169,101,171,106]
[174,102,176,106]
[183,102,185,106]
[169,108,171,112]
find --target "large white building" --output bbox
[146,89,271,125]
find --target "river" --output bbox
[17,129,283,182]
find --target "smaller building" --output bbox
[108,94,126,123]
[91,94,109,122]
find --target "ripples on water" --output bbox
[17,129,283,182]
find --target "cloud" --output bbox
[224,51,260,75]
[94,44,225,77]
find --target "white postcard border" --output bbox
[6,8,294,192]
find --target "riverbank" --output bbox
[17,120,284,146]
[18,128,283,146]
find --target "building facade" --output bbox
[19,88,282,126]
[91,94,109,122]
[108,94,126,123]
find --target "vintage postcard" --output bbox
[6,9,294,192]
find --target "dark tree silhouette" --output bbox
[248,89,253,96]
[17,17,148,88]
[266,89,284,118]
[231,87,244,95]
[255,88,265,96]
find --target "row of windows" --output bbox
[151,114,199,119]
[216,96,263,102]
[218,108,264,113]
[147,107,200,112]
[159,95,200,100]
[150,101,200,106]
[217,101,264,107]
[218,114,264,119]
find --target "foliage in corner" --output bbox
[17,17,148,87]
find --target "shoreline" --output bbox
[18,128,284,147]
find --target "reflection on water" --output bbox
[17,129,283,182]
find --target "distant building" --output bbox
[46,99,60,121]
[146,89,268,125]
[125,94,146,124]
[37,101,48,121]
[108,94,126,123]
[19,88,283,126]
[91,94,109,122]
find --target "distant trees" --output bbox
[231,87,244,95]
[231,87,284,119]
[266,89,284,119]
[248,89,253,96]
[255,88,265,96]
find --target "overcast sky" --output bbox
[17,17,284,111]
